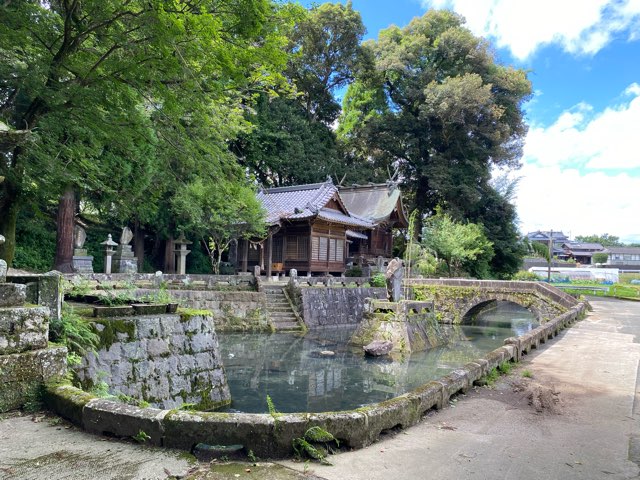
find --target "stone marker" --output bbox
[385,257,404,302]
[72,225,94,273]
[112,227,138,273]
[363,340,393,357]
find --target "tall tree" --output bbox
[0,0,289,266]
[339,10,531,223]
[234,1,368,187]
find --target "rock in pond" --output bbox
[363,340,393,357]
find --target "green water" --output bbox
[218,301,537,413]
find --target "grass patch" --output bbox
[521,369,533,378]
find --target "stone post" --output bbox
[174,235,192,275]
[253,265,261,278]
[101,234,118,274]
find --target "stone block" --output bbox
[0,283,26,307]
[0,346,67,412]
[0,306,49,354]
[147,338,170,357]
[83,399,166,445]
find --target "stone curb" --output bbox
[44,301,589,458]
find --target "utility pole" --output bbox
[547,229,553,283]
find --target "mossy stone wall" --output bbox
[76,313,230,410]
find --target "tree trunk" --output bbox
[164,236,175,273]
[134,220,145,271]
[0,195,19,267]
[54,186,75,272]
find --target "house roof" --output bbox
[527,230,570,242]
[604,246,640,254]
[563,242,604,252]
[339,182,409,228]
[257,178,373,229]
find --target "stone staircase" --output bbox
[263,285,303,331]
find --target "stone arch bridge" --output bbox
[404,278,579,324]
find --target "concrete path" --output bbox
[0,297,639,480]
[284,297,640,480]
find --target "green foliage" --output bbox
[575,234,622,247]
[12,211,56,272]
[172,178,266,274]
[521,369,533,378]
[292,426,339,465]
[422,209,494,278]
[0,0,291,266]
[50,304,100,356]
[339,10,531,223]
[512,270,539,281]
[132,430,151,443]
[498,361,513,375]
[370,273,386,287]
[344,266,363,277]
[592,252,609,264]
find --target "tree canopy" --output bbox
[0,0,291,266]
[2,3,534,278]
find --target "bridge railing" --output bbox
[403,278,578,309]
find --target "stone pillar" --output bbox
[101,234,118,274]
[174,235,192,275]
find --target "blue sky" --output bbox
[300,0,640,243]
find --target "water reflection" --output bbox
[218,301,537,413]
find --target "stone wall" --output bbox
[0,274,66,412]
[135,289,269,331]
[299,287,387,328]
[75,312,230,410]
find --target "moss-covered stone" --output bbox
[92,318,135,350]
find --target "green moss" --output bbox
[179,308,213,322]
[92,318,135,350]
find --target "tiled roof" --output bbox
[340,183,409,227]
[257,179,373,229]
[604,246,640,254]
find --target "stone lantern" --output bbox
[174,235,192,275]
[101,234,118,274]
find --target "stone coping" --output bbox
[44,301,588,458]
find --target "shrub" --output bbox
[512,270,539,281]
[370,273,386,287]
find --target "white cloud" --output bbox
[523,86,640,170]
[423,0,640,60]
[515,84,640,242]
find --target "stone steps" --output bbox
[263,286,303,331]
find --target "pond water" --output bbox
[218,301,537,413]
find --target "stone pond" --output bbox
[1,271,589,457]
